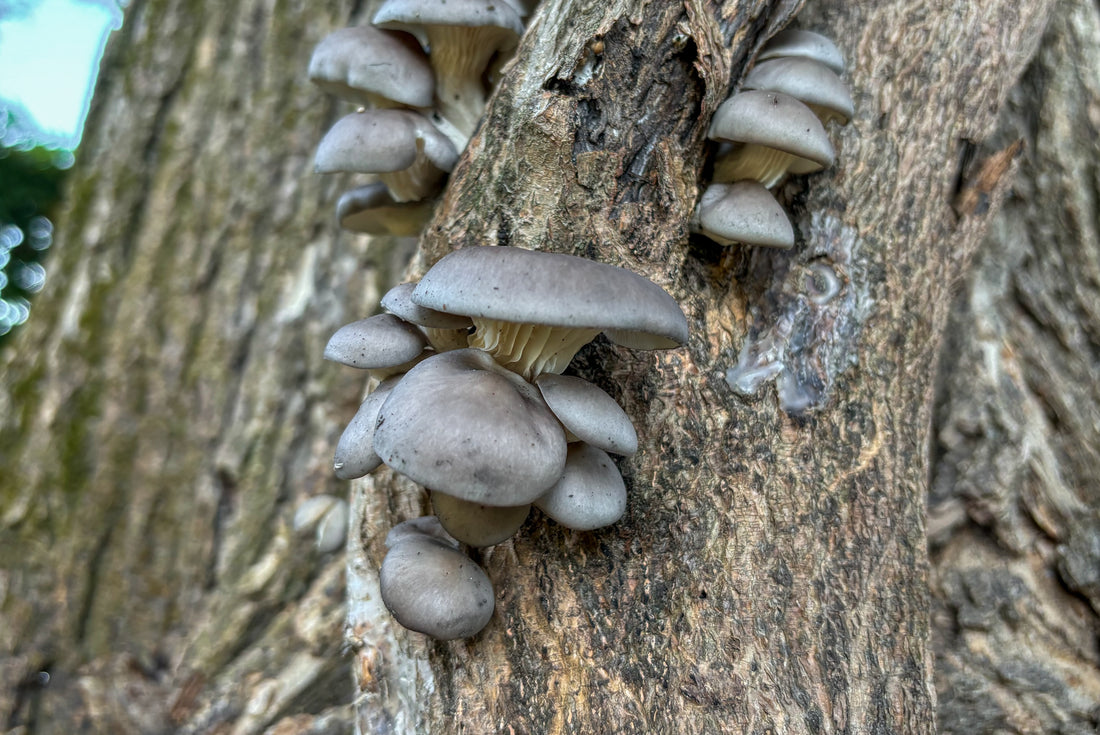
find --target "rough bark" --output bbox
[930,0,1100,731]
[0,0,1095,734]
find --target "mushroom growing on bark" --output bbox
[371,348,568,506]
[411,246,689,380]
[308,25,434,109]
[691,181,795,249]
[335,183,436,237]
[314,108,459,202]
[373,0,525,142]
[380,516,495,639]
[709,90,835,187]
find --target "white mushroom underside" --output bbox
[470,319,600,379]
[427,25,516,138]
[713,144,808,188]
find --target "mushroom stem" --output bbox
[470,319,600,379]
[380,156,448,202]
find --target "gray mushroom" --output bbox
[333,376,400,479]
[691,181,795,249]
[411,247,689,379]
[293,495,350,553]
[534,373,638,455]
[372,348,568,505]
[308,26,434,108]
[709,90,834,187]
[336,183,436,237]
[314,108,458,201]
[381,281,473,352]
[535,443,627,531]
[323,312,428,370]
[373,0,525,141]
[756,28,845,75]
[743,57,854,126]
[431,490,530,547]
[380,516,495,639]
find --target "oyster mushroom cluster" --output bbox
[326,246,688,639]
[307,0,537,238]
[692,29,853,248]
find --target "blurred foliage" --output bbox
[0,142,67,347]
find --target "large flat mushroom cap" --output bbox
[308,26,434,108]
[373,348,568,505]
[709,90,835,171]
[411,246,689,349]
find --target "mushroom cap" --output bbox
[381,282,474,330]
[334,377,401,479]
[314,108,459,175]
[411,247,689,350]
[336,184,435,237]
[381,518,495,639]
[431,490,530,547]
[757,28,845,75]
[324,312,428,370]
[308,26,434,108]
[743,57,854,124]
[386,515,458,547]
[534,373,638,455]
[708,90,835,172]
[373,348,568,505]
[373,0,524,38]
[293,495,349,553]
[692,182,795,249]
[535,443,627,531]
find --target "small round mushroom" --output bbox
[535,443,627,531]
[324,312,428,370]
[381,282,473,353]
[373,0,525,141]
[372,348,568,505]
[756,28,845,75]
[314,108,459,202]
[534,373,638,455]
[336,183,436,237]
[431,490,530,547]
[411,247,689,379]
[308,26,434,108]
[380,516,495,639]
[743,57,854,126]
[691,182,795,249]
[709,90,834,188]
[293,495,350,553]
[334,376,400,479]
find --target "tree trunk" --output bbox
[1,0,1096,734]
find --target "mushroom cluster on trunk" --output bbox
[692,28,853,248]
[324,246,688,639]
[305,1,536,238]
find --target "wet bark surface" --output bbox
[0,0,1096,733]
